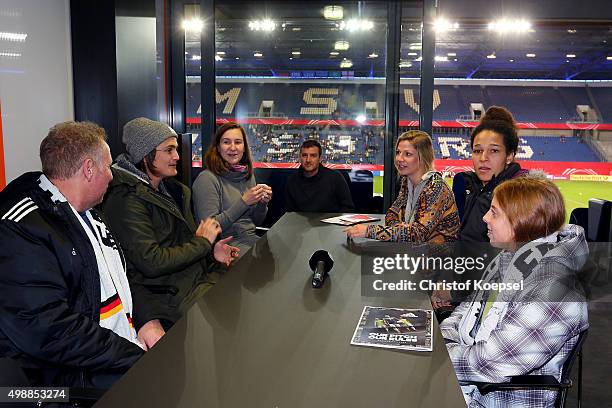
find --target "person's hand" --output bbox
[343,224,368,239]
[137,319,165,351]
[196,218,221,244]
[242,185,265,206]
[430,289,452,310]
[213,236,240,266]
[260,184,273,204]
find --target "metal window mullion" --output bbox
[419,0,437,136]
[200,0,216,152]
[383,1,402,212]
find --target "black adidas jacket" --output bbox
[0,172,143,388]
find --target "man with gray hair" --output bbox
[0,121,144,389]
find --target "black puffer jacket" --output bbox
[0,172,143,388]
[455,163,528,242]
[101,165,214,330]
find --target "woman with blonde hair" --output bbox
[441,177,588,407]
[344,130,459,243]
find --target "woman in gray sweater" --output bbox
[192,123,272,256]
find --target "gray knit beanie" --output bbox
[122,117,178,164]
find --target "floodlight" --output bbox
[0,32,27,42]
[182,18,203,33]
[323,5,343,20]
[334,40,350,50]
[340,58,353,68]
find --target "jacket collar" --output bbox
[109,166,188,223]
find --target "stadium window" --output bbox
[185,0,390,184]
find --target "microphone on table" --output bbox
[309,250,334,288]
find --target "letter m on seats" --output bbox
[216,88,241,114]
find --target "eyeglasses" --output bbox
[155,146,179,155]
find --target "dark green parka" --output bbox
[101,165,214,330]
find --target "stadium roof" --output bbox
[184,0,612,80]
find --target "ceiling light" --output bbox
[434,56,448,62]
[509,59,514,62]
[0,32,27,42]
[329,51,340,56]
[292,27,301,31]
[191,55,202,60]
[254,51,263,57]
[434,18,459,32]
[182,18,203,33]
[488,19,531,34]
[292,51,301,56]
[216,51,226,55]
[447,52,456,57]
[453,58,458,62]
[235,57,240,60]
[323,5,344,20]
[340,58,353,68]
[0,51,20,58]
[334,40,350,51]
[408,43,422,50]
[399,60,412,68]
[607,56,612,60]
[407,52,418,56]
[567,29,577,34]
[486,53,496,59]
[566,54,576,58]
[415,56,423,62]
[526,53,536,58]
[214,55,223,61]
[340,19,374,32]
[368,52,379,58]
[249,19,276,31]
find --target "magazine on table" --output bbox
[321,214,380,226]
[350,306,434,352]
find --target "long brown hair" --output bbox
[204,122,253,179]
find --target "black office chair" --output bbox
[458,329,588,408]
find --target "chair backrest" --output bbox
[569,207,589,239]
[253,168,297,228]
[556,329,588,407]
[588,198,612,242]
[338,169,374,213]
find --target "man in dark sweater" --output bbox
[285,140,355,213]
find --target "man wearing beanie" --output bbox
[101,117,239,349]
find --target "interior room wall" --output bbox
[0,0,73,186]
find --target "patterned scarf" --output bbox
[38,174,143,348]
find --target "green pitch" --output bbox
[372,177,611,222]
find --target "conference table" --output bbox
[96,212,465,407]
